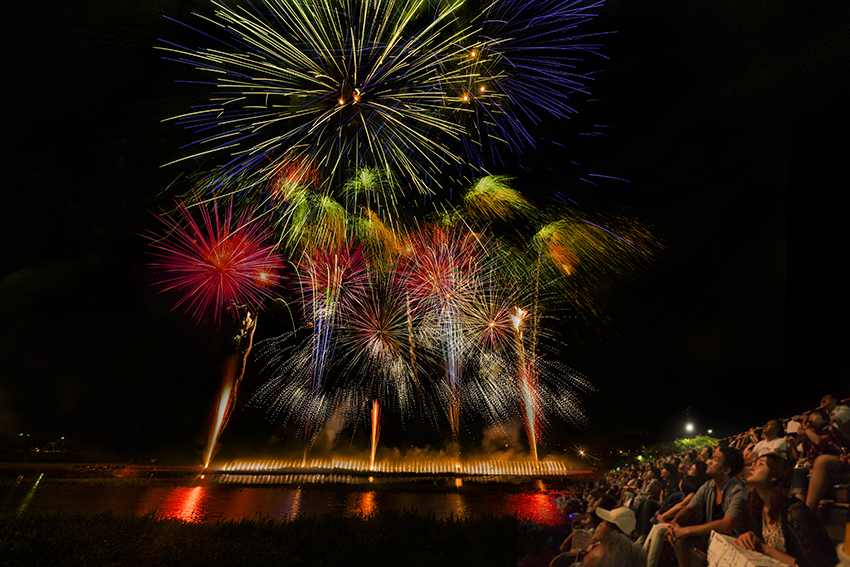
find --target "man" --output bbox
[743,419,788,465]
[822,393,850,441]
[551,506,636,567]
[666,446,748,567]
[579,532,645,567]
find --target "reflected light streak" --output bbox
[353,491,378,518]
[506,493,562,526]
[162,486,207,523]
[16,473,43,515]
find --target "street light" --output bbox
[686,423,694,432]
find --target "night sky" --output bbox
[1,1,845,463]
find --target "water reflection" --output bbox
[1,475,570,524]
[17,473,43,515]
[162,486,208,523]
[447,493,467,517]
[353,492,377,518]
[274,488,302,520]
[505,493,563,526]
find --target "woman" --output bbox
[734,454,837,567]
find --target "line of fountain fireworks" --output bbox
[220,458,588,477]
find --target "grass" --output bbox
[1,510,517,567]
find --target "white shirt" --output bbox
[753,437,789,458]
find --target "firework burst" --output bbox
[159,0,607,194]
[146,198,284,323]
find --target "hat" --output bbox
[595,506,636,536]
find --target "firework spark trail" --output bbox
[159,0,608,194]
[370,400,380,469]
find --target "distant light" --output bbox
[686,423,694,432]
[470,51,476,58]
[479,85,485,92]
[707,429,712,434]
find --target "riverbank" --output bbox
[2,510,516,566]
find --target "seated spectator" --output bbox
[572,532,645,567]
[652,475,702,527]
[666,446,748,567]
[822,393,850,441]
[632,466,662,511]
[632,467,663,538]
[789,408,849,512]
[643,476,702,567]
[661,463,681,501]
[559,495,617,555]
[734,454,838,567]
[550,507,636,567]
[743,419,789,465]
[686,460,709,487]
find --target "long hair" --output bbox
[747,454,792,523]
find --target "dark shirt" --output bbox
[744,499,838,567]
[688,477,748,536]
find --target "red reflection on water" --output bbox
[505,493,563,526]
[353,491,377,517]
[162,486,208,523]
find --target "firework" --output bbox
[146,197,284,323]
[159,0,607,194]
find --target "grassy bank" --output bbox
[1,510,517,566]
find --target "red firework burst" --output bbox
[147,198,284,323]
[400,225,482,311]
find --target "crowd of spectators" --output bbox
[518,393,850,567]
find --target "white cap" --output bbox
[595,506,636,536]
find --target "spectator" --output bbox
[822,393,850,441]
[574,532,645,567]
[661,463,681,500]
[790,408,849,512]
[550,507,636,567]
[686,460,709,487]
[734,454,838,567]
[666,446,748,567]
[743,419,789,465]
[632,467,663,538]
[643,476,702,567]
[632,467,662,511]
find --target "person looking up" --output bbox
[734,454,837,567]
[744,419,789,465]
[666,446,748,567]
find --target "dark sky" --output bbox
[1,0,845,463]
